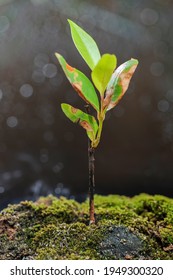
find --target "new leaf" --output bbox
[91,54,117,97]
[55,53,99,112]
[68,19,101,70]
[61,103,98,142]
[104,59,138,111]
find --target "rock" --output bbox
[100,226,144,259]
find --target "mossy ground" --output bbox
[0,194,173,260]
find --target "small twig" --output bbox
[85,105,95,224]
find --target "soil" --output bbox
[0,194,173,260]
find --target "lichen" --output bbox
[0,194,173,259]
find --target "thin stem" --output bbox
[88,146,95,224]
[85,105,95,224]
[93,117,103,148]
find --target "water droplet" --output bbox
[6,116,18,128]
[42,63,57,78]
[157,100,169,112]
[20,84,33,98]
[0,16,10,33]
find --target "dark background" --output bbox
[0,0,173,209]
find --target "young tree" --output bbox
[55,20,138,224]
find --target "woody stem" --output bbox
[85,105,95,224]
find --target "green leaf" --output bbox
[68,19,101,70]
[55,53,99,112]
[103,59,139,111]
[91,54,117,96]
[61,103,98,142]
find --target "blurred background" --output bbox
[0,0,173,209]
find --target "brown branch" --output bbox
[85,105,95,224]
[88,146,95,224]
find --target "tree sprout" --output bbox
[55,19,138,224]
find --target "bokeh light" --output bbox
[20,84,33,98]
[0,16,10,33]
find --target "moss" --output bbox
[0,194,173,259]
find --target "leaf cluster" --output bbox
[55,20,138,148]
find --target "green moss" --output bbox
[0,194,173,259]
[32,222,103,260]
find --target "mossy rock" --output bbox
[0,194,173,260]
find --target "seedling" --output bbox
[55,20,138,224]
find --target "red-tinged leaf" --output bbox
[104,59,138,110]
[61,103,98,142]
[55,53,99,112]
